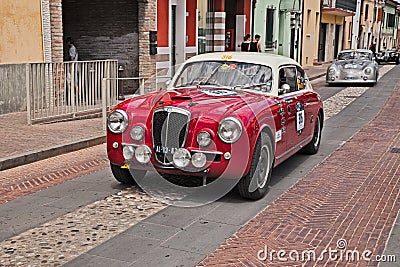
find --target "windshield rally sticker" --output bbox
[200,89,239,97]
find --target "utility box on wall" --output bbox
[150,31,157,55]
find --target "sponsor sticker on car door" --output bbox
[296,101,305,135]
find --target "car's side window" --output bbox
[279,66,297,94]
[296,66,306,91]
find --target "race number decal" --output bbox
[200,89,238,97]
[296,102,305,135]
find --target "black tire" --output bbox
[301,112,322,154]
[237,132,274,200]
[110,163,146,184]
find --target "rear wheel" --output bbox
[237,132,274,200]
[110,163,146,184]
[302,113,322,154]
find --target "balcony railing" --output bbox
[322,0,357,13]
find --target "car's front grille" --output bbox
[341,69,360,75]
[152,107,191,165]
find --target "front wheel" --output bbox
[110,163,146,184]
[301,113,322,154]
[237,132,274,200]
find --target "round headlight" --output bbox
[191,153,207,168]
[172,148,191,168]
[328,68,336,75]
[108,109,128,134]
[364,67,372,75]
[130,126,145,141]
[135,145,152,164]
[218,117,242,143]
[197,131,212,147]
[123,146,135,160]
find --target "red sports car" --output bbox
[107,52,323,200]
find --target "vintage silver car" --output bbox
[326,49,378,86]
[375,49,399,65]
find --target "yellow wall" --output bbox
[342,17,353,50]
[321,14,344,25]
[0,0,44,64]
[301,0,320,66]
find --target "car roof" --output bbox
[183,52,300,68]
[339,49,372,53]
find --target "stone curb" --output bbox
[309,72,326,81]
[0,135,106,171]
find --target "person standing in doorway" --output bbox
[369,41,376,57]
[249,34,262,52]
[66,37,79,62]
[240,34,251,52]
[66,37,79,105]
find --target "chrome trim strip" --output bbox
[190,150,223,155]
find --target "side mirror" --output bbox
[165,79,171,86]
[278,83,291,95]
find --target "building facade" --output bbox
[155,0,252,85]
[301,0,321,66]
[2,0,400,79]
[381,0,398,50]
[319,0,357,62]
[253,0,302,61]
[359,0,377,49]
[0,0,46,63]
[0,0,156,81]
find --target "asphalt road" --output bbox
[0,65,398,266]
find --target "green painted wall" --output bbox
[253,0,302,61]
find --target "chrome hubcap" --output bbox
[257,145,271,189]
[313,116,321,148]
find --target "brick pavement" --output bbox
[0,144,108,204]
[198,85,400,266]
[0,112,103,159]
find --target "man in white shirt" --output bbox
[66,37,79,104]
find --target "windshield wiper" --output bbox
[200,65,221,85]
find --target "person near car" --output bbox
[240,34,251,52]
[249,34,262,52]
[369,42,376,56]
[66,37,79,104]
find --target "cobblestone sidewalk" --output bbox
[199,85,400,266]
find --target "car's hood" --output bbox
[335,60,371,69]
[115,86,271,122]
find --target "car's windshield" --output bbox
[173,61,273,92]
[338,51,372,61]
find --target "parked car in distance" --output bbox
[375,49,399,64]
[107,52,324,200]
[326,49,378,86]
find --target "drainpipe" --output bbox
[299,0,304,64]
[352,0,362,49]
[251,0,257,38]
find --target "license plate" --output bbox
[154,145,179,155]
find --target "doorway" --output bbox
[334,25,340,58]
[171,5,177,75]
[318,23,327,62]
